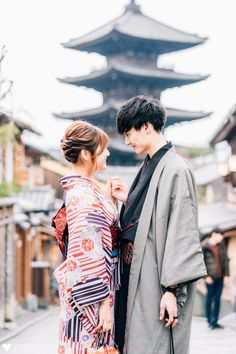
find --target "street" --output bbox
[0,308,235,354]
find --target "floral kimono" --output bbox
[54,175,119,354]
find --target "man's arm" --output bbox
[160,167,207,288]
[159,167,206,327]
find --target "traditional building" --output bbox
[56,0,210,165]
[194,104,236,316]
[211,104,236,193]
[0,111,40,189]
[0,199,15,327]
[0,113,63,328]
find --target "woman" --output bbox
[54,121,119,354]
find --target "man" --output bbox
[201,228,230,329]
[110,96,207,354]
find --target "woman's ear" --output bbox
[80,149,91,161]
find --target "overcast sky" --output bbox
[0,0,236,149]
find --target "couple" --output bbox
[54,96,206,354]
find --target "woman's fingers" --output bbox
[94,319,104,332]
[111,180,123,187]
[102,319,112,332]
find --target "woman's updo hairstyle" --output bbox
[61,120,109,164]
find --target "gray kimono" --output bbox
[124,147,207,354]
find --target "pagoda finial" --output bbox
[125,0,141,13]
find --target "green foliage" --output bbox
[0,123,20,147]
[186,147,214,158]
[0,182,21,197]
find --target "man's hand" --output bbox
[160,292,178,328]
[224,276,230,287]
[110,176,129,204]
[205,276,213,285]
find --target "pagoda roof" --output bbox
[54,99,211,128]
[108,140,141,165]
[59,59,207,91]
[63,2,206,56]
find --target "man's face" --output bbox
[124,126,149,155]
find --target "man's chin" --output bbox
[132,147,143,155]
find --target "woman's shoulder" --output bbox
[65,177,100,207]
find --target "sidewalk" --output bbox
[190,315,236,354]
[0,306,55,345]
[0,309,235,353]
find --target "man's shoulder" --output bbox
[165,150,193,175]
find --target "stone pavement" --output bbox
[0,307,58,354]
[0,307,235,353]
[190,315,236,354]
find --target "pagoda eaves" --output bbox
[55,100,211,133]
[63,8,206,56]
[59,59,208,93]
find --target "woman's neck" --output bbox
[71,165,94,179]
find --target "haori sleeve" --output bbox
[160,168,207,288]
[65,183,112,308]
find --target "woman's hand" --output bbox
[110,176,129,204]
[95,298,113,333]
[106,178,117,205]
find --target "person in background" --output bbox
[201,227,230,329]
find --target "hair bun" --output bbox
[60,120,109,165]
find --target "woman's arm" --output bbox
[65,184,112,308]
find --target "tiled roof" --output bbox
[64,6,206,54]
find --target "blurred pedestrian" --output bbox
[201,227,230,329]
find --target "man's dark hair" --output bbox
[211,226,221,234]
[116,95,166,134]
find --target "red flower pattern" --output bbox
[82,238,94,252]
[67,259,77,271]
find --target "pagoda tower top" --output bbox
[125,0,141,13]
[63,2,206,56]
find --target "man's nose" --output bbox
[125,136,130,145]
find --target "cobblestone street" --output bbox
[0,308,235,354]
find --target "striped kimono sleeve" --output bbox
[65,183,112,308]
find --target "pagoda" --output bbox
[56,0,210,165]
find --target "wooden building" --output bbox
[210,104,236,285]
[0,199,15,327]
[0,111,40,189]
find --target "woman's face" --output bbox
[96,146,110,171]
